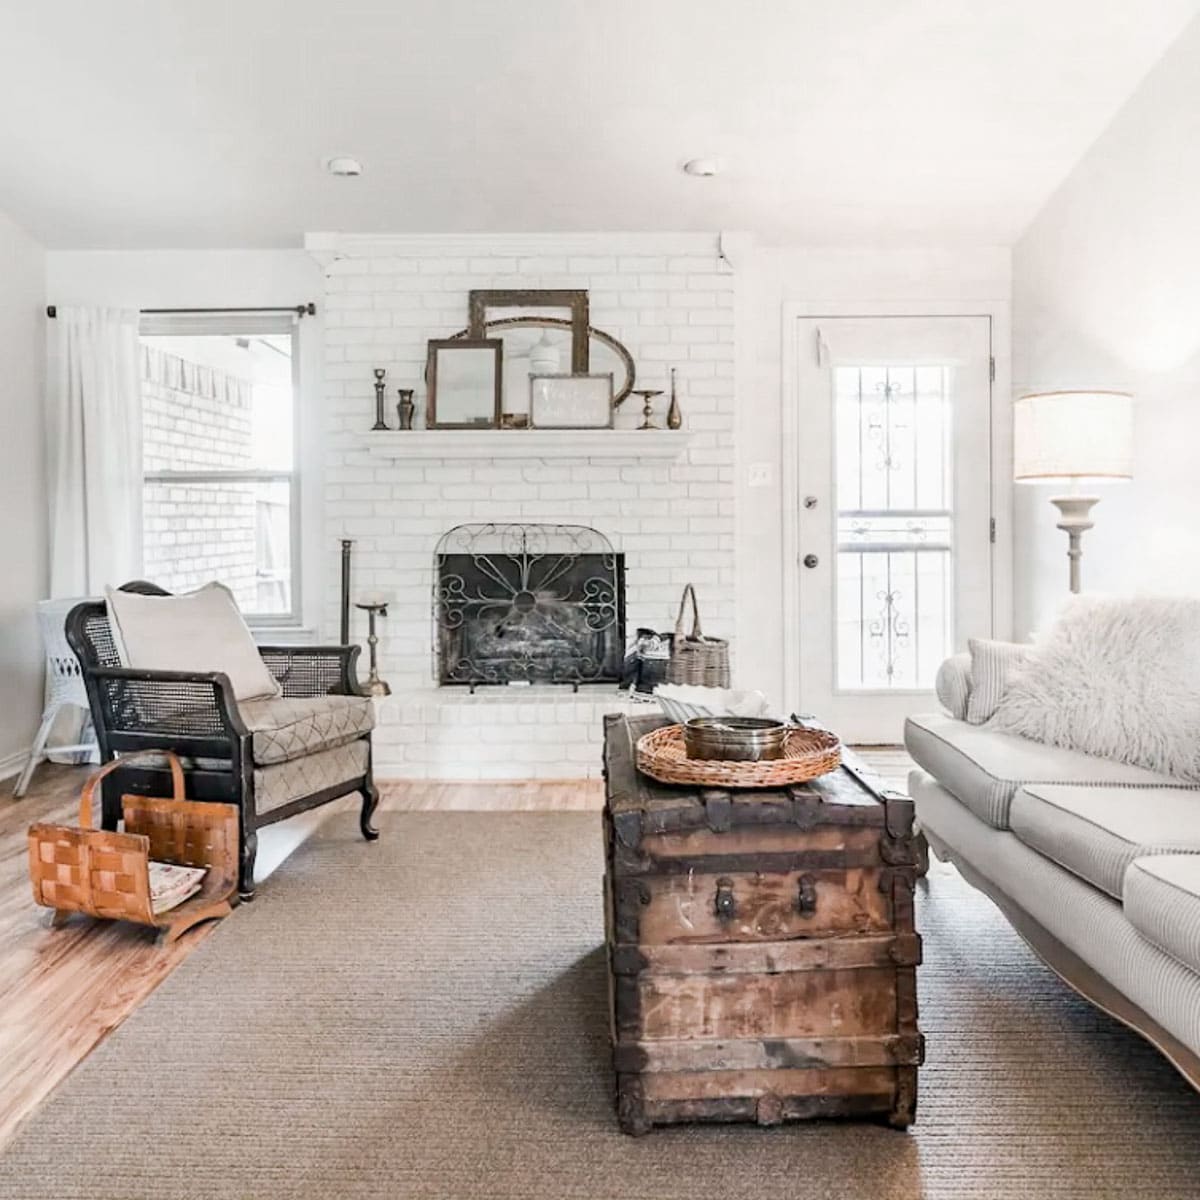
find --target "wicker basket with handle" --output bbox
[27,750,238,942]
[666,583,730,687]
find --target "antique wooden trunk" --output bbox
[602,713,923,1135]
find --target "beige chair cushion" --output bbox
[254,739,370,816]
[105,582,281,702]
[904,712,1191,831]
[1125,855,1200,975]
[1010,785,1200,899]
[238,695,375,766]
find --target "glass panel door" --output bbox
[794,315,993,743]
[834,365,953,691]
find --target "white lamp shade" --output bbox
[1013,390,1134,482]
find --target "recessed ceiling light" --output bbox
[682,157,723,177]
[325,156,363,177]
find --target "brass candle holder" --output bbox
[354,600,391,696]
[633,388,663,430]
[371,368,389,431]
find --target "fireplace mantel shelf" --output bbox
[357,429,692,461]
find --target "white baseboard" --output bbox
[0,746,29,782]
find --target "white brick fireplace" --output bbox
[311,233,736,779]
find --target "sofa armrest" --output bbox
[935,653,973,720]
[257,645,366,698]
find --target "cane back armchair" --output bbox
[65,582,379,900]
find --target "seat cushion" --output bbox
[1125,855,1200,975]
[254,738,371,816]
[904,712,1192,831]
[1010,785,1200,899]
[239,695,375,766]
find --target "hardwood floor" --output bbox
[0,749,911,1151]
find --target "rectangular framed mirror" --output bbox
[426,338,503,429]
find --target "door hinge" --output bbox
[989,517,997,544]
[989,355,996,382]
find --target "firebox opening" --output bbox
[434,523,626,692]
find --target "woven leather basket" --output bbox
[666,584,730,688]
[28,751,238,942]
[637,723,842,789]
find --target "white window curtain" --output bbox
[46,306,143,596]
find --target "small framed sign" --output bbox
[529,373,614,429]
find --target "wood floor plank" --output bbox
[0,747,909,1150]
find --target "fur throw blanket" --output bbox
[989,595,1200,781]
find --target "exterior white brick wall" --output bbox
[315,234,736,779]
[142,345,258,606]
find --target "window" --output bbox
[834,364,954,690]
[140,313,300,623]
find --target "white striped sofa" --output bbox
[906,652,1200,1092]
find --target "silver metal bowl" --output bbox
[683,716,789,762]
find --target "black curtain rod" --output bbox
[45,303,316,318]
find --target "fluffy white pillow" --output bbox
[988,595,1200,781]
[105,582,281,702]
[966,638,1036,725]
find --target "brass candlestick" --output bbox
[354,601,391,696]
[372,368,389,431]
[633,388,663,430]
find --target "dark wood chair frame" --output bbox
[65,582,379,901]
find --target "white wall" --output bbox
[1013,17,1200,637]
[45,250,324,630]
[313,232,735,778]
[734,243,1013,706]
[0,210,47,770]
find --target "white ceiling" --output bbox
[1,0,1197,249]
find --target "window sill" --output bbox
[250,626,318,645]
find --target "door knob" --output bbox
[803,554,819,569]
[803,496,818,510]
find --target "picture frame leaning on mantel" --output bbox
[425,337,503,429]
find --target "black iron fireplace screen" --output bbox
[434,523,625,690]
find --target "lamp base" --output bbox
[1049,494,1100,594]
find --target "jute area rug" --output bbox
[1,812,1198,1200]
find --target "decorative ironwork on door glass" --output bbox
[834,366,953,690]
[434,523,625,691]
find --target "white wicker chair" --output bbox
[12,598,97,798]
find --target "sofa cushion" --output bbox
[904,713,1191,831]
[1125,855,1200,975]
[935,653,972,720]
[239,695,375,766]
[965,638,1034,725]
[1010,785,1200,899]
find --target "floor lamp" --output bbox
[1013,390,1134,594]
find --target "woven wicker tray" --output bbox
[636,723,842,789]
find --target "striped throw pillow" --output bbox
[966,638,1036,725]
